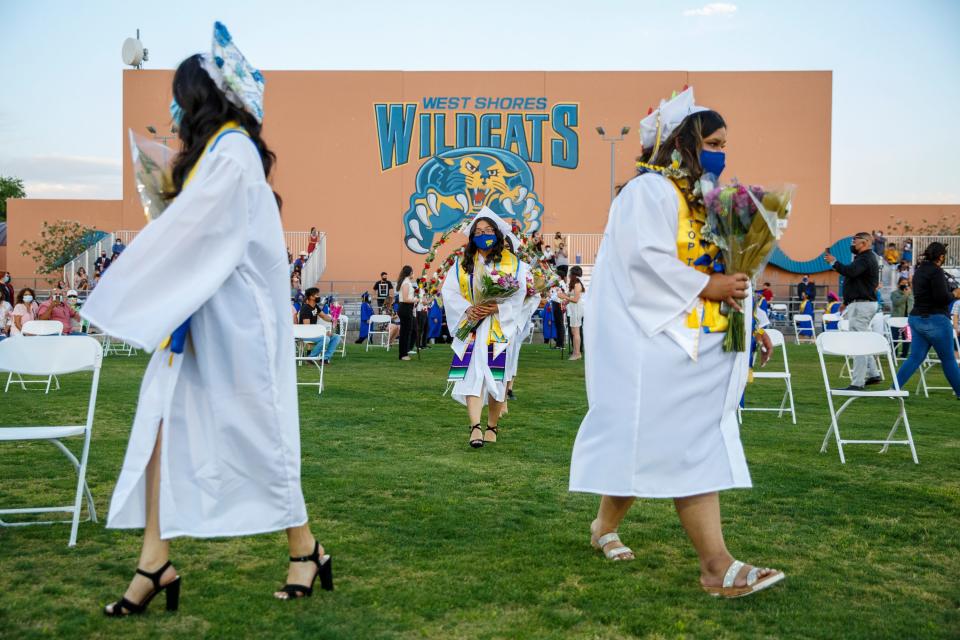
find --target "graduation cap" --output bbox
[462,207,520,249]
[639,86,709,158]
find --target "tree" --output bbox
[887,212,960,236]
[20,220,102,274]
[0,175,26,221]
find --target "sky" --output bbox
[1,0,958,204]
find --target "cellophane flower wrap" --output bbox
[454,258,521,341]
[703,182,794,351]
[128,129,176,222]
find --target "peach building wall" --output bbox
[4,69,957,286]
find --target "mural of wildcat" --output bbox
[402,147,543,253]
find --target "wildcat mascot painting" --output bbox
[403,147,544,253]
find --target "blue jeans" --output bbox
[895,315,960,397]
[309,334,341,361]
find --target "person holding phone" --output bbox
[824,233,882,390]
[38,290,81,335]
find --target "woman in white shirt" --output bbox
[396,265,416,360]
[560,266,585,360]
[555,242,569,268]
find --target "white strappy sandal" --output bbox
[702,559,785,598]
[591,532,635,561]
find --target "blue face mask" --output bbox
[700,149,726,178]
[169,98,185,126]
[472,234,497,250]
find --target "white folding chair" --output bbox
[293,324,327,395]
[793,314,816,344]
[885,316,910,365]
[770,303,788,323]
[738,328,796,424]
[0,336,103,546]
[6,320,64,393]
[916,331,960,398]
[365,314,392,351]
[815,331,917,464]
[337,315,349,358]
[821,313,843,332]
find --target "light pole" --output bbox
[595,125,630,204]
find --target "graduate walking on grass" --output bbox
[441,209,528,448]
[81,23,332,616]
[568,87,784,598]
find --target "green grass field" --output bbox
[1,340,958,639]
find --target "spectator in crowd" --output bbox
[825,231,882,390]
[95,250,112,272]
[91,271,101,290]
[554,231,563,244]
[38,288,81,334]
[893,242,960,398]
[897,260,912,282]
[872,229,886,256]
[298,287,341,364]
[387,309,401,346]
[890,278,914,357]
[543,243,555,266]
[54,279,67,294]
[373,271,394,312]
[0,287,12,339]
[74,267,90,291]
[531,231,544,253]
[1,271,14,305]
[796,293,815,338]
[795,275,816,302]
[884,242,900,265]
[293,250,308,271]
[112,237,126,255]
[416,288,431,350]
[759,281,774,304]
[10,287,39,337]
[307,227,319,255]
[328,295,343,328]
[560,265,585,360]
[556,242,570,268]
[396,265,416,361]
[902,238,913,263]
[66,290,84,333]
[548,270,567,350]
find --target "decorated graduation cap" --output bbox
[639,86,710,159]
[462,207,520,249]
[200,22,265,123]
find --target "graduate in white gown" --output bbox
[504,262,542,402]
[441,209,528,447]
[84,24,332,616]
[568,88,784,598]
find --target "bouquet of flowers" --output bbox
[129,130,175,221]
[454,260,521,341]
[703,182,794,352]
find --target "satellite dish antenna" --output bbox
[122,29,149,69]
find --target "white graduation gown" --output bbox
[81,134,308,538]
[441,255,528,405]
[569,173,753,498]
[505,293,542,383]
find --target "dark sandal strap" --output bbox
[106,596,142,616]
[486,425,499,434]
[135,560,172,590]
[289,541,321,566]
[280,583,312,598]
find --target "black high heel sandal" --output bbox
[277,541,333,599]
[484,424,499,444]
[469,423,484,448]
[103,561,180,617]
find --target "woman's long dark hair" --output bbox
[568,265,584,292]
[462,220,505,274]
[396,265,413,291]
[167,54,280,208]
[920,242,947,264]
[640,110,726,181]
[16,288,35,305]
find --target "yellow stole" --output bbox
[670,179,728,334]
[158,121,250,356]
[456,248,520,344]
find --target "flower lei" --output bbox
[635,149,710,209]
[417,220,470,297]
